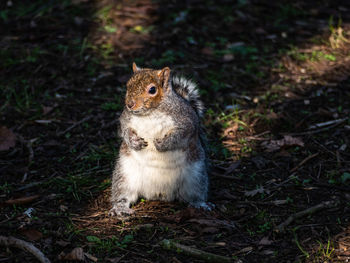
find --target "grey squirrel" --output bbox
[109,63,209,217]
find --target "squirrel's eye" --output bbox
[148,86,157,95]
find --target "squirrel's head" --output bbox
[125,62,171,115]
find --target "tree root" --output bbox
[0,236,51,263]
[161,239,232,263]
[275,200,338,232]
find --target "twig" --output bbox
[211,172,241,180]
[57,115,92,136]
[16,181,45,191]
[308,118,348,130]
[245,130,271,141]
[161,239,232,263]
[0,236,51,263]
[285,118,347,136]
[275,200,338,232]
[290,152,319,173]
[15,172,57,192]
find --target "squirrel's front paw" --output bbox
[130,136,148,150]
[109,204,134,217]
[128,129,148,150]
[154,136,169,152]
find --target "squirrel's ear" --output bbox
[132,62,140,73]
[157,67,171,89]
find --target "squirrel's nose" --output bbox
[127,100,135,109]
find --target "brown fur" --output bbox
[120,141,130,155]
[125,68,170,112]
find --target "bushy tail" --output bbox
[171,75,204,117]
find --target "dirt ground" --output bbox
[1,0,350,262]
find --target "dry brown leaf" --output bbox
[223,122,238,138]
[2,195,40,206]
[20,229,43,241]
[58,247,84,261]
[261,135,304,152]
[0,126,16,151]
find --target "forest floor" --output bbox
[1,0,350,262]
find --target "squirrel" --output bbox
[109,62,210,217]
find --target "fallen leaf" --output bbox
[58,247,84,261]
[35,120,53,124]
[258,236,273,246]
[84,252,98,262]
[59,205,68,212]
[261,135,304,152]
[23,207,35,218]
[251,156,268,169]
[271,200,288,205]
[2,195,40,206]
[223,161,241,175]
[106,257,122,263]
[245,186,270,197]
[0,126,16,151]
[164,207,197,223]
[56,240,70,247]
[223,123,238,138]
[223,54,234,62]
[261,250,275,255]
[255,27,266,34]
[20,229,43,241]
[201,227,220,234]
[188,218,235,230]
[232,246,253,255]
[42,106,54,115]
[214,189,238,200]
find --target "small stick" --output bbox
[0,236,51,263]
[57,115,92,136]
[285,118,347,136]
[161,239,232,263]
[211,172,241,180]
[290,152,319,173]
[308,118,348,130]
[275,201,338,232]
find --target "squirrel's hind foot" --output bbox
[109,204,135,217]
[190,202,215,211]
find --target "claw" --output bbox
[190,202,214,211]
[109,205,135,217]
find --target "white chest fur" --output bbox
[129,112,174,150]
[120,112,189,201]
